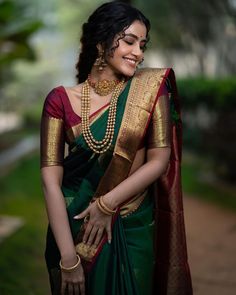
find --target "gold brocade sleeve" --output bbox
[146,94,171,148]
[40,116,65,168]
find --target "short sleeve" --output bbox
[40,88,65,168]
[146,87,171,149]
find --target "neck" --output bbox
[90,66,123,82]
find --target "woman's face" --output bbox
[106,20,147,77]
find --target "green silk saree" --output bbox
[41,68,192,295]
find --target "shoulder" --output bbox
[134,67,172,78]
[42,86,66,118]
[63,84,83,100]
[133,67,176,93]
[44,86,64,102]
[130,68,172,92]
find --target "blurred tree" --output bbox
[126,0,236,75]
[178,77,236,183]
[0,0,43,85]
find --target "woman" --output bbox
[40,2,192,295]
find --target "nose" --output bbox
[132,43,143,58]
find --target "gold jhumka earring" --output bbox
[94,49,107,71]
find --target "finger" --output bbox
[87,226,99,246]
[61,281,67,295]
[73,283,80,295]
[80,282,86,295]
[94,227,104,247]
[106,223,112,244]
[74,208,89,220]
[82,222,93,243]
[68,283,73,295]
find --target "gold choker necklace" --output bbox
[88,74,120,96]
[81,78,125,154]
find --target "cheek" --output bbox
[113,43,130,58]
[107,52,123,65]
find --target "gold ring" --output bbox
[84,215,89,223]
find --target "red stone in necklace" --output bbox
[87,74,120,96]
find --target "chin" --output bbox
[120,67,136,77]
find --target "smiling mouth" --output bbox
[123,57,138,66]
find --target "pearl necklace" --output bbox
[81,78,125,154]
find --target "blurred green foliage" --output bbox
[178,77,236,110]
[0,154,49,295]
[133,0,234,46]
[0,0,43,85]
[124,0,236,75]
[178,77,236,183]
[182,153,236,211]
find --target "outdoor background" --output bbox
[0,0,236,294]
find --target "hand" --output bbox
[61,263,85,295]
[74,201,112,247]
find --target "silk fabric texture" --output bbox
[40,68,192,295]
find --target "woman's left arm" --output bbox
[75,91,171,245]
[103,146,170,209]
[75,146,170,246]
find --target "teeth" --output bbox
[124,58,136,64]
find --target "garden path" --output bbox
[184,196,236,295]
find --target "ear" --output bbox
[96,43,103,52]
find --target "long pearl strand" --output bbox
[81,78,125,154]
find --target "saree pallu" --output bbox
[42,68,192,295]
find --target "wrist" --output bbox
[60,252,77,268]
[102,194,118,210]
[60,254,81,272]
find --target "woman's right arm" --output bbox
[41,166,85,295]
[40,89,85,295]
[41,166,77,266]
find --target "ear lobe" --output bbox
[96,43,103,52]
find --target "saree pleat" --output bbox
[87,195,154,295]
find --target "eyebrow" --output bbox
[124,33,147,42]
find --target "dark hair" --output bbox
[76,2,150,83]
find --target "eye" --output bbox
[124,40,134,45]
[140,42,147,52]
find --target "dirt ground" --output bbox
[184,196,236,295]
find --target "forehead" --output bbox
[124,20,147,39]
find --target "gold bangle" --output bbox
[96,198,111,215]
[100,195,116,214]
[59,254,81,272]
[96,196,116,215]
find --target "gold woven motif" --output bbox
[93,68,167,199]
[40,116,64,168]
[75,242,97,262]
[147,94,171,148]
[120,191,147,217]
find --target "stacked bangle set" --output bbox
[59,195,116,272]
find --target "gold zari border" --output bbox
[120,190,147,217]
[41,116,64,167]
[147,94,171,148]
[94,68,168,198]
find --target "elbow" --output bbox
[40,177,51,197]
[40,166,63,194]
[161,148,171,174]
[147,146,171,177]
[161,159,170,176]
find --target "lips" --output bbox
[123,57,138,67]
